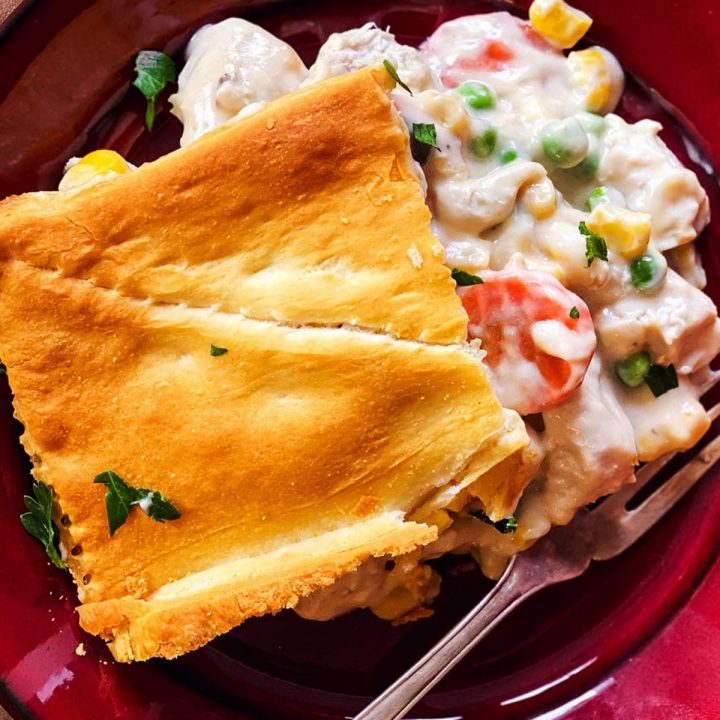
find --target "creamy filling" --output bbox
[104,10,717,621]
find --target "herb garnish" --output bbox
[94,470,180,536]
[471,509,518,534]
[20,481,66,569]
[614,351,678,397]
[451,268,484,286]
[569,306,580,319]
[410,123,440,164]
[382,59,412,95]
[579,221,608,267]
[0,362,5,375]
[210,344,228,356]
[132,50,177,132]
[644,363,679,398]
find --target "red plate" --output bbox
[1,1,719,718]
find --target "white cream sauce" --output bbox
[170,18,308,147]
[168,11,717,620]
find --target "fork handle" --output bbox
[354,556,541,720]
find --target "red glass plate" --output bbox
[1,1,719,719]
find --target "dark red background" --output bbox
[0,2,719,719]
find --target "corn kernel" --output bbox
[568,47,624,114]
[586,204,651,259]
[520,176,557,220]
[529,0,592,50]
[59,149,131,192]
[416,90,471,137]
[370,586,420,621]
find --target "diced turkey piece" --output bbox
[539,357,637,526]
[430,161,549,236]
[596,269,720,374]
[304,23,438,93]
[598,115,710,251]
[170,18,308,146]
[614,375,710,462]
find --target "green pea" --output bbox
[576,111,606,136]
[615,351,652,388]
[470,128,497,159]
[500,148,518,164]
[540,118,589,169]
[457,81,494,110]
[629,252,666,290]
[572,153,599,181]
[586,186,610,211]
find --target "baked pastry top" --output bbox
[0,66,527,661]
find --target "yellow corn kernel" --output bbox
[370,586,421,621]
[416,90,470,137]
[520,176,557,220]
[529,0,592,50]
[568,47,623,114]
[59,149,131,192]
[586,204,651,259]
[424,509,453,533]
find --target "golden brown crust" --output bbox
[0,67,466,345]
[0,67,528,661]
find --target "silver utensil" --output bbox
[355,381,720,720]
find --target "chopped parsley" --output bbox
[382,59,412,95]
[20,481,66,569]
[410,122,440,165]
[614,351,678,397]
[94,470,180,536]
[471,509,518,534]
[579,221,608,267]
[210,344,228,356]
[645,363,679,397]
[569,306,580,319]
[132,50,177,131]
[451,268,484,286]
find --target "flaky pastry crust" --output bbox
[0,67,528,661]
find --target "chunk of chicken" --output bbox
[170,18,308,146]
[539,356,638,526]
[596,268,720,373]
[304,22,438,93]
[599,115,710,250]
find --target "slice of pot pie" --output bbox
[0,66,528,661]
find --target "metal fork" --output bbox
[355,383,720,720]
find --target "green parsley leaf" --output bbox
[579,221,608,267]
[132,50,177,132]
[451,268,484,286]
[410,122,440,164]
[382,59,412,95]
[569,306,580,319]
[412,123,439,150]
[471,509,518,534]
[94,470,180,536]
[210,344,228,356]
[500,148,518,164]
[20,481,66,569]
[645,363,679,398]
